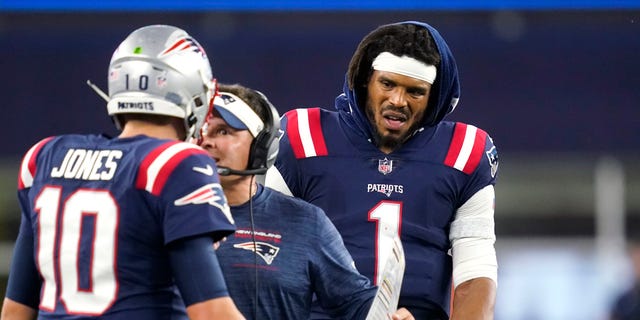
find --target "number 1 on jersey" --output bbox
[367,200,402,285]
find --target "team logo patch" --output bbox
[160,37,207,59]
[234,242,280,265]
[378,158,393,175]
[367,183,404,197]
[485,146,499,178]
[174,183,233,224]
[156,71,168,87]
[220,93,237,104]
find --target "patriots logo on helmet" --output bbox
[234,242,280,265]
[160,37,207,58]
[174,183,234,224]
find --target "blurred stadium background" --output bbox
[1,1,639,319]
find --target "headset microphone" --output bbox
[216,166,268,176]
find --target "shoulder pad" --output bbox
[135,141,208,196]
[18,136,55,190]
[284,108,328,159]
[444,122,488,174]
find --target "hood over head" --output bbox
[336,21,460,138]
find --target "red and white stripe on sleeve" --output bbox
[18,137,54,190]
[444,123,487,174]
[136,141,208,196]
[285,108,328,159]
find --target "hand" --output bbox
[213,237,227,250]
[390,307,414,320]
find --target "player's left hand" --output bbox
[390,307,414,320]
[213,237,227,250]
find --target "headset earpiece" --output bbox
[247,91,280,171]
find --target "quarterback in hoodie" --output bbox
[266,21,498,320]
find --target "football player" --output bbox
[1,25,244,320]
[266,21,499,320]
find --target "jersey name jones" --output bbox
[51,149,123,181]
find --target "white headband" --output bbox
[213,92,264,138]
[371,52,437,84]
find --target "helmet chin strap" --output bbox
[184,112,198,142]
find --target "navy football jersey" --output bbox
[274,108,498,315]
[270,21,498,317]
[217,184,376,320]
[13,134,235,319]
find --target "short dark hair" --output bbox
[347,23,441,107]
[118,113,176,126]
[118,113,185,139]
[216,83,280,171]
[217,83,270,124]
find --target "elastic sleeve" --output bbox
[310,209,377,319]
[449,185,498,287]
[5,217,41,309]
[168,235,230,306]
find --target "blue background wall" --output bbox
[1,6,639,319]
[1,10,639,157]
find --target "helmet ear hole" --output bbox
[194,97,204,107]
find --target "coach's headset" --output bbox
[210,90,280,176]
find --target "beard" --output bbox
[365,104,421,153]
[377,134,403,152]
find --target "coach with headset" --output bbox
[196,83,413,320]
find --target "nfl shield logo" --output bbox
[157,72,168,87]
[378,158,393,175]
